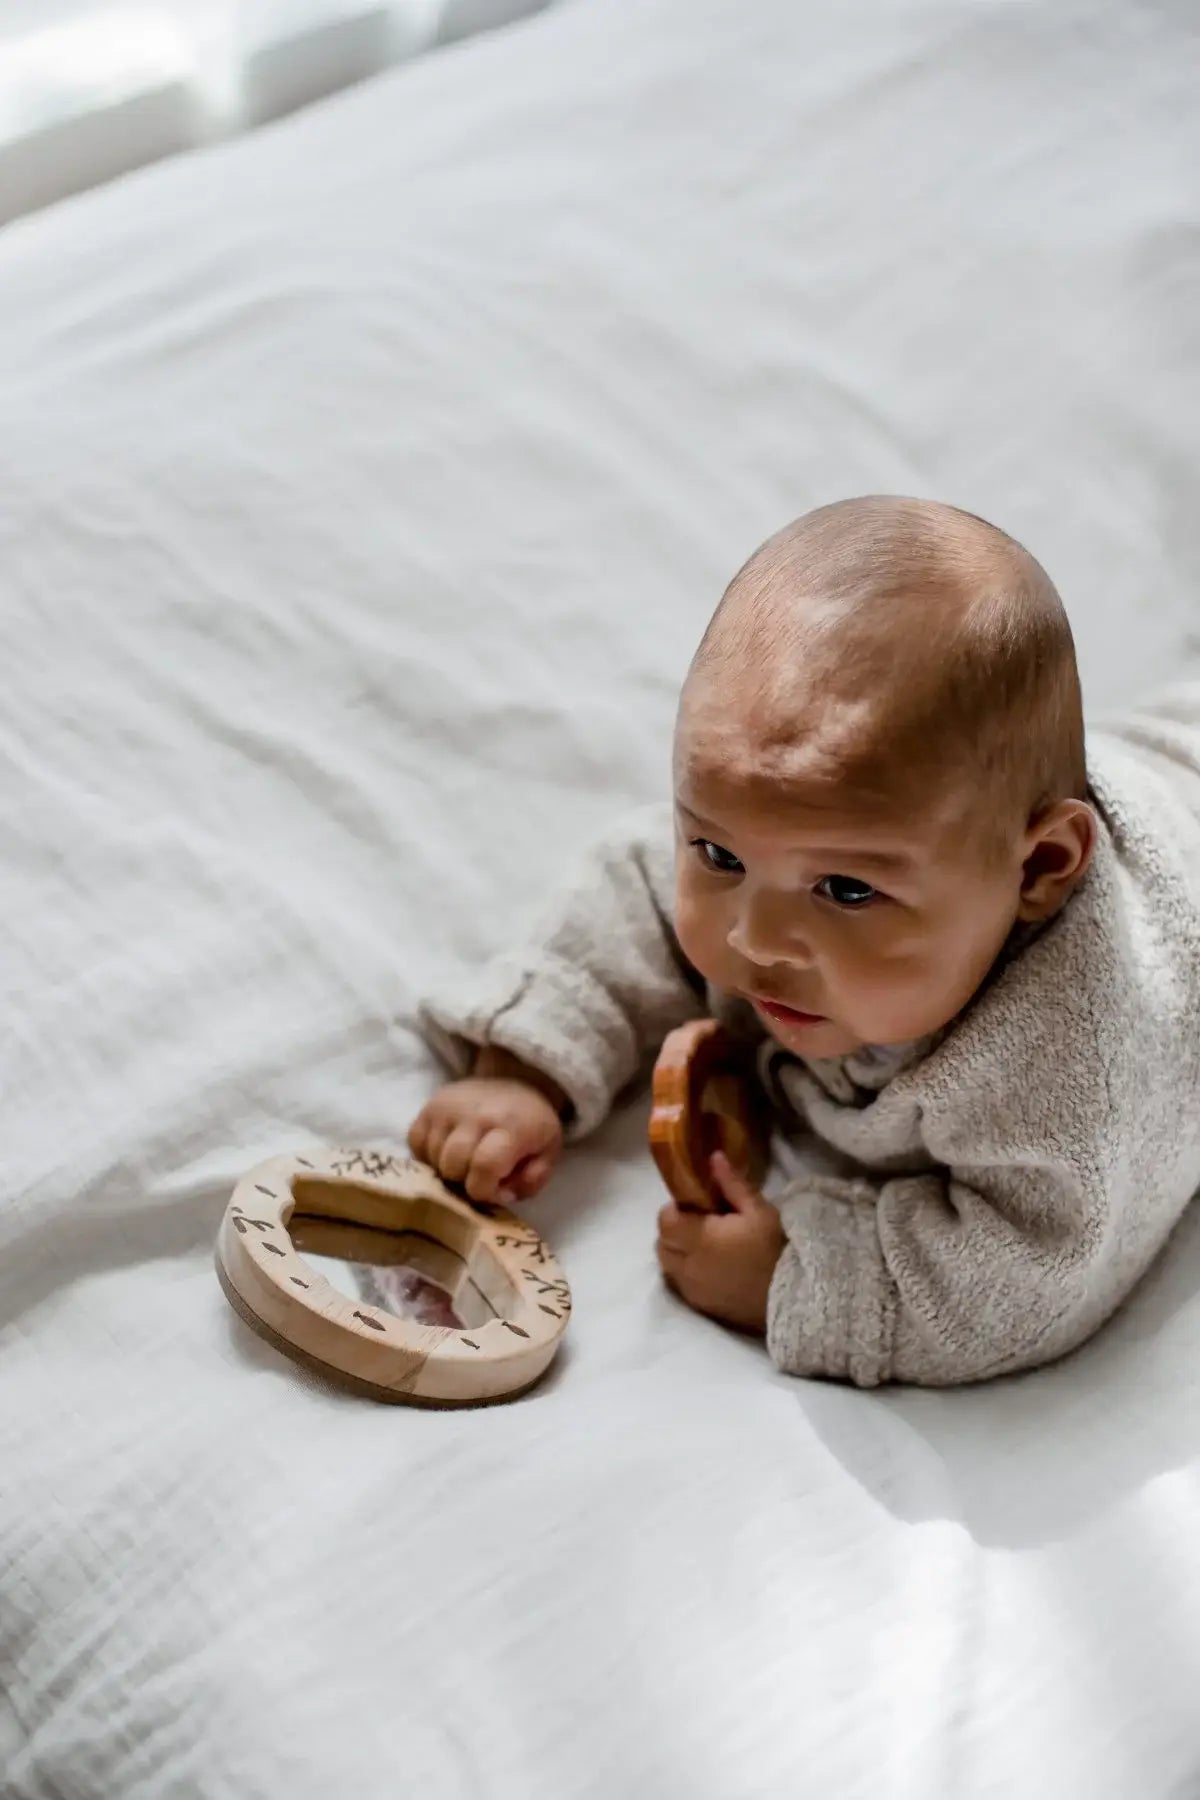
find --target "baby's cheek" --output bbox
[847,938,962,1038]
[834,933,932,1025]
[673,881,724,983]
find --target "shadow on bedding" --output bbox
[795,1198,1200,1550]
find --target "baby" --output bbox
[411,496,1200,1386]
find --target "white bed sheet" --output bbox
[3,1,1200,1794]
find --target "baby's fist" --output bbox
[656,1152,785,1334]
[408,1060,564,1204]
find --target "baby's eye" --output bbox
[816,874,878,908]
[692,838,745,875]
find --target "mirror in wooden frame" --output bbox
[216,1147,570,1406]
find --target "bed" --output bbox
[3,0,1199,1793]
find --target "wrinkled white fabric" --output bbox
[3,0,1200,1794]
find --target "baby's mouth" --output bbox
[751,995,828,1029]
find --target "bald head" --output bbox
[685,496,1085,838]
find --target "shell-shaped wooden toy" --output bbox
[649,1019,769,1212]
[216,1148,570,1406]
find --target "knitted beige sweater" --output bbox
[420,689,1200,1387]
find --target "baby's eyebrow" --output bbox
[814,848,915,873]
[676,802,915,873]
[675,803,737,841]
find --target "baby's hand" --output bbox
[408,1052,565,1204]
[656,1152,785,1335]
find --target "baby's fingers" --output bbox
[656,1233,690,1293]
[507,1153,555,1202]
[709,1151,766,1214]
[464,1128,519,1203]
[657,1203,704,1252]
[414,1104,458,1171]
[438,1123,484,1184]
[407,1107,432,1161]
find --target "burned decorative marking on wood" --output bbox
[522,1270,570,1304]
[461,1338,480,1350]
[353,1310,386,1332]
[262,1242,286,1257]
[290,1277,309,1288]
[233,1216,274,1236]
[494,1229,547,1267]
[231,1205,243,1214]
[254,1184,276,1198]
[519,1270,571,1315]
[330,1149,421,1182]
[296,1157,314,1169]
[501,1321,530,1339]
[539,1305,561,1319]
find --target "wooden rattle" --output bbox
[649,1019,769,1212]
[215,1147,570,1406]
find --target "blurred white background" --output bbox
[0,0,552,222]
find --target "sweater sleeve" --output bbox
[417,804,707,1138]
[765,1156,1105,1389]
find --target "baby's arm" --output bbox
[766,1157,1096,1387]
[412,805,707,1200]
[766,998,1171,1387]
[663,1127,1130,1386]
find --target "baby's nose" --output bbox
[727,894,811,967]
[731,934,813,972]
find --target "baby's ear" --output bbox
[1017,800,1097,922]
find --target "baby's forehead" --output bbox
[674,679,973,847]
[677,661,907,787]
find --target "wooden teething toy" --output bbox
[649,1019,769,1212]
[216,1147,570,1406]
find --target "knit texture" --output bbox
[419,689,1200,1386]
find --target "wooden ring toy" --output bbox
[649,1019,769,1212]
[215,1147,570,1406]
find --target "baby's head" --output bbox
[673,496,1096,1058]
